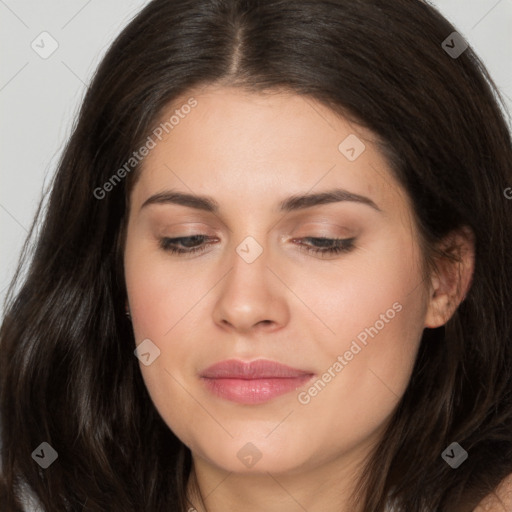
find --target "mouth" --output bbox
[199,359,315,405]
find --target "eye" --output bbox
[159,235,356,257]
[159,235,213,255]
[291,237,356,257]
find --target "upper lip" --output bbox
[200,359,314,379]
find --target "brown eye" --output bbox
[293,237,356,257]
[159,235,213,255]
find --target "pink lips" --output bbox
[200,359,315,404]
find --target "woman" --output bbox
[1,0,511,511]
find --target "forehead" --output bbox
[130,85,411,222]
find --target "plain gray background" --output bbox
[1,0,511,318]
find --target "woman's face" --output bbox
[123,85,430,476]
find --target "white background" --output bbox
[1,0,511,318]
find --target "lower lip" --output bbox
[200,375,314,404]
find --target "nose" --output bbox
[211,241,290,335]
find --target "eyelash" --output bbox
[158,235,356,257]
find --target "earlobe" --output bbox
[424,226,475,329]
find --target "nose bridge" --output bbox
[212,230,288,332]
[225,232,271,300]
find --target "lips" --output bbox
[201,359,313,379]
[199,359,315,404]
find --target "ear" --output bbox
[424,225,475,328]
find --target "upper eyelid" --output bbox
[157,221,356,237]
[161,234,352,243]
[152,217,356,229]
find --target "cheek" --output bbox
[124,243,204,446]
[123,236,216,424]
[124,237,197,339]
[330,220,425,339]
[296,229,427,425]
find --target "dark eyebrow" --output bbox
[140,191,219,212]
[279,189,381,212]
[140,188,381,213]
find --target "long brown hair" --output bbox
[1,0,511,510]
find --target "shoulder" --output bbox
[473,473,512,512]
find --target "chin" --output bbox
[191,434,314,475]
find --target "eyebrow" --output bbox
[140,188,381,213]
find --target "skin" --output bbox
[123,85,474,512]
